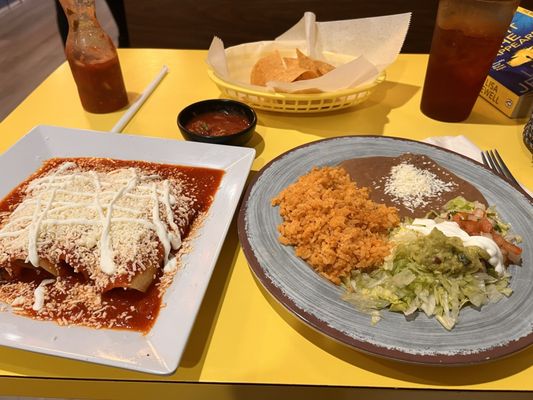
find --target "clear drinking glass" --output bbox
[420,0,520,122]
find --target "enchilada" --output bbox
[0,158,223,332]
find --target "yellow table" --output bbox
[0,49,531,399]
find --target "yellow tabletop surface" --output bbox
[0,49,532,399]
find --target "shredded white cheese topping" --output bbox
[0,161,196,290]
[384,162,455,211]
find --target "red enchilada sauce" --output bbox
[0,159,224,333]
[6,266,162,333]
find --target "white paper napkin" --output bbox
[423,135,483,162]
[423,135,532,196]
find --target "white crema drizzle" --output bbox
[32,278,55,311]
[99,173,139,274]
[0,162,186,276]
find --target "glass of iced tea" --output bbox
[420,0,519,122]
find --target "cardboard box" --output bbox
[480,7,533,118]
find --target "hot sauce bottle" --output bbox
[59,0,128,113]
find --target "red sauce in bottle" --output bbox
[60,0,129,114]
[67,55,128,113]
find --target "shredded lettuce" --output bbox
[486,206,513,236]
[443,196,478,212]
[342,228,512,331]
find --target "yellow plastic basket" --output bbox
[207,69,386,113]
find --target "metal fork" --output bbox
[481,149,520,186]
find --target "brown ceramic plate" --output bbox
[237,136,533,365]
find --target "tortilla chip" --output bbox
[296,49,336,76]
[250,49,335,86]
[296,49,319,73]
[250,51,284,86]
[314,60,336,76]
[295,70,320,81]
[251,51,312,85]
[283,57,318,81]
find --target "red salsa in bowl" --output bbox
[178,99,257,146]
[185,111,251,137]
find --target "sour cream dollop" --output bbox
[405,219,505,275]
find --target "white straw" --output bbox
[110,65,169,133]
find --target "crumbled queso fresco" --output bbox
[383,162,456,211]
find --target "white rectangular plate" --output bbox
[0,125,255,374]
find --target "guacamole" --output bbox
[394,229,489,275]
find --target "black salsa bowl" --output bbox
[177,99,257,146]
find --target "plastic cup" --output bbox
[420,0,519,122]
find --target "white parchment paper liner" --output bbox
[207,11,411,93]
